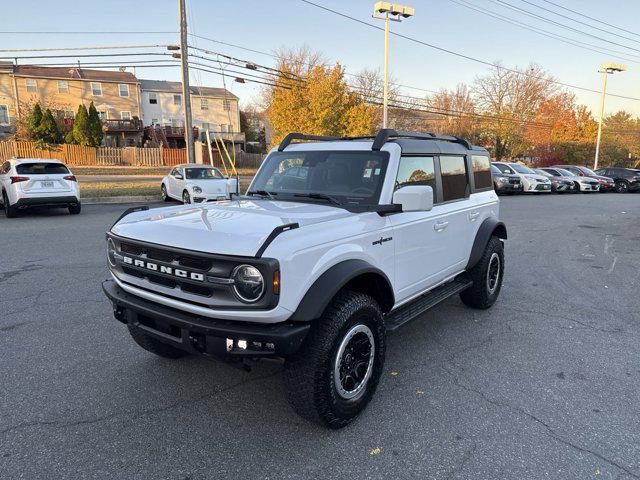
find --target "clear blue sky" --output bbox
[2,0,639,116]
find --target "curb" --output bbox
[83,195,161,205]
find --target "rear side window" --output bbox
[440,156,469,201]
[471,155,492,190]
[396,156,437,199]
[1,161,10,174]
[16,163,69,175]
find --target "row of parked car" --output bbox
[491,162,640,194]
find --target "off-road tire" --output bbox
[283,291,386,429]
[127,324,189,359]
[161,184,170,202]
[460,236,504,309]
[3,191,18,218]
[68,202,81,215]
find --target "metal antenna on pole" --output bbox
[178,0,195,163]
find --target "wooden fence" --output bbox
[0,140,264,168]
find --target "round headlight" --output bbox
[107,237,117,267]
[232,265,264,303]
[192,186,202,194]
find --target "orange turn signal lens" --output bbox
[273,270,280,295]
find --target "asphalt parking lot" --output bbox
[1,194,639,480]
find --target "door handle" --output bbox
[468,211,480,221]
[434,220,449,231]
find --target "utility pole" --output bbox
[372,2,414,129]
[178,0,195,163]
[594,62,626,171]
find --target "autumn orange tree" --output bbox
[264,48,375,147]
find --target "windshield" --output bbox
[535,169,552,177]
[554,168,574,177]
[185,167,223,180]
[509,163,535,174]
[493,163,514,174]
[250,150,389,206]
[16,162,69,175]
[491,165,502,174]
[579,166,597,176]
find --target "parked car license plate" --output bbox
[41,181,54,188]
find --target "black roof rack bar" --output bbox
[372,129,472,150]
[277,132,376,151]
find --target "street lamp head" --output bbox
[600,62,626,73]
[373,2,414,17]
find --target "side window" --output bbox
[395,156,437,199]
[439,156,469,202]
[1,161,10,174]
[471,155,492,190]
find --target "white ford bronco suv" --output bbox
[103,129,506,429]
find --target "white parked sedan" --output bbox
[161,164,239,204]
[0,158,81,218]
[493,162,552,193]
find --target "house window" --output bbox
[63,110,75,119]
[220,124,228,133]
[200,98,208,110]
[120,111,132,120]
[25,79,37,92]
[57,81,69,94]
[151,118,159,125]
[171,118,183,127]
[201,122,210,132]
[118,84,129,97]
[173,94,182,106]
[148,92,158,104]
[98,111,108,120]
[91,82,102,96]
[0,105,9,124]
[223,99,231,111]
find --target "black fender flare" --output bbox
[290,259,394,322]
[466,218,507,270]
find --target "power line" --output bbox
[0,30,176,35]
[297,0,640,102]
[448,0,640,64]
[537,0,640,39]
[0,44,170,53]
[0,52,170,61]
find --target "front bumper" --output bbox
[495,182,523,193]
[192,194,229,203]
[14,195,79,209]
[102,279,310,358]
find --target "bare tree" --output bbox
[426,84,481,142]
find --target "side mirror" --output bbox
[392,185,434,212]
[174,173,183,180]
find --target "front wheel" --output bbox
[283,291,386,429]
[460,236,504,309]
[182,190,191,204]
[615,181,629,193]
[161,184,170,202]
[3,191,18,218]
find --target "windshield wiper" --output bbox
[247,190,277,200]
[293,192,342,206]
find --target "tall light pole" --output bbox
[594,62,626,171]
[178,0,195,163]
[372,2,414,128]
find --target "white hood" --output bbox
[111,199,353,257]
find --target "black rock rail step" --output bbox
[385,276,472,332]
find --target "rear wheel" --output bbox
[128,324,189,359]
[615,181,629,193]
[68,202,81,215]
[182,190,191,204]
[2,191,18,218]
[283,291,386,429]
[460,236,504,309]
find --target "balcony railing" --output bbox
[102,118,144,132]
[202,131,245,143]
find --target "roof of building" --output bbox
[7,65,138,83]
[139,79,238,99]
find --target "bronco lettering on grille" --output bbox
[122,256,205,282]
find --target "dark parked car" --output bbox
[534,168,577,193]
[553,165,615,192]
[594,167,640,193]
[491,164,523,194]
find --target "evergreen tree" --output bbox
[68,104,90,145]
[38,109,62,144]
[27,103,43,140]
[87,101,103,147]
